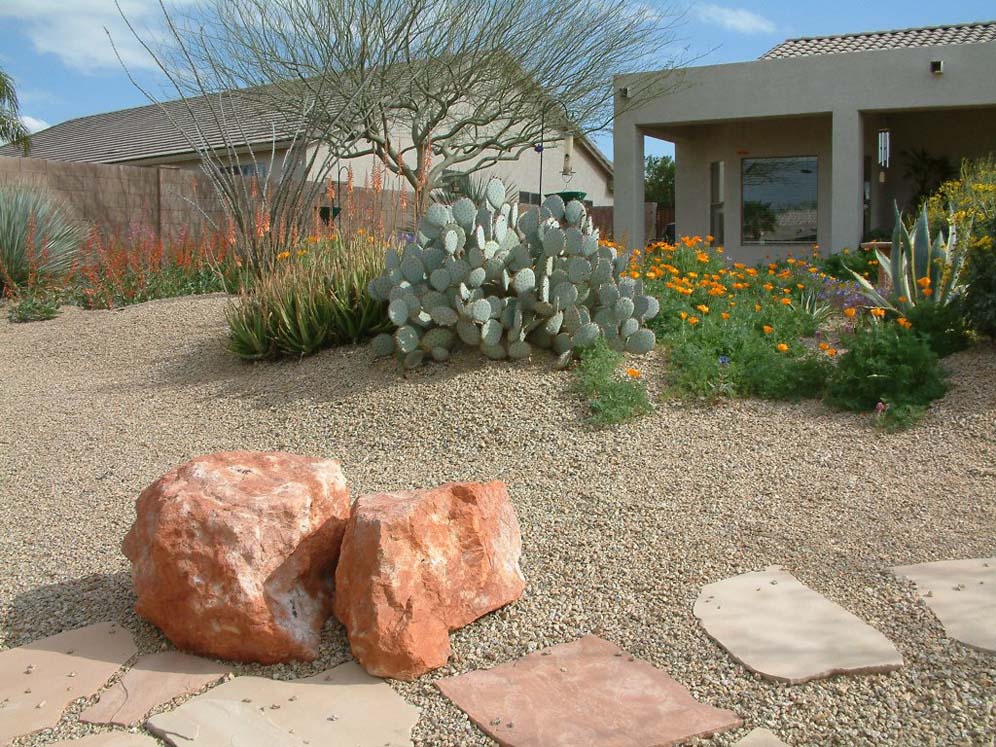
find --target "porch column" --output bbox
[830,109,864,252]
[613,123,645,250]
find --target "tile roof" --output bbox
[0,89,301,163]
[761,21,996,60]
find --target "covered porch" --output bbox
[619,105,996,264]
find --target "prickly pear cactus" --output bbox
[368,177,658,367]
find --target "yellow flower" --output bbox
[754,303,762,312]
[826,348,837,357]
[916,276,932,288]
[688,316,700,326]
[629,271,641,279]
[776,343,789,353]
[819,342,830,351]
[780,297,792,306]
[762,325,773,335]
[843,307,857,318]
[721,312,730,320]
[679,311,688,320]
[626,367,641,379]
[897,317,912,330]
[296,249,308,257]
[276,251,291,261]
[696,304,710,314]
[870,307,886,318]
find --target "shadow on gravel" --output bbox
[1,571,158,650]
[144,338,565,413]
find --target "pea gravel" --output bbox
[1,294,994,746]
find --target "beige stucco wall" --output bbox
[615,40,996,257]
[308,136,613,206]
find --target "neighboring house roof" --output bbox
[0,90,296,164]
[1,90,614,176]
[761,20,996,60]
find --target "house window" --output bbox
[741,156,818,244]
[220,162,267,178]
[709,161,725,245]
[518,191,542,206]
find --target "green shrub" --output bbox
[903,301,971,357]
[961,222,996,338]
[817,246,879,283]
[574,338,652,426]
[0,184,86,292]
[5,289,60,323]
[826,322,947,415]
[728,337,830,400]
[226,236,391,360]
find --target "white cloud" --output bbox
[21,115,51,133]
[0,0,196,73]
[694,3,775,34]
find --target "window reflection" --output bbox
[741,157,818,244]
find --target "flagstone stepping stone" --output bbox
[892,557,996,652]
[694,566,903,684]
[148,700,306,747]
[0,622,137,746]
[734,727,790,746]
[80,651,232,726]
[145,661,419,747]
[49,733,160,747]
[435,635,742,747]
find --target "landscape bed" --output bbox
[1,294,994,745]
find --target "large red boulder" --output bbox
[123,451,351,664]
[333,481,526,680]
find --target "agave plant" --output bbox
[0,183,86,290]
[850,203,967,310]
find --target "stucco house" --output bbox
[1,92,614,208]
[614,21,996,262]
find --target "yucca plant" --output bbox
[0,184,87,292]
[850,203,967,311]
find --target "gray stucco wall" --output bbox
[614,40,996,259]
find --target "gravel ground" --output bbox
[1,294,994,747]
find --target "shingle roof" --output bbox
[0,90,300,163]
[761,20,996,60]
[1,88,614,175]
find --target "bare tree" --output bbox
[124,0,684,227]
[115,0,424,275]
[338,0,686,213]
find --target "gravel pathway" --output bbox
[1,294,994,746]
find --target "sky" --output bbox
[1,0,994,160]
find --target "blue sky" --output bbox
[1,0,994,160]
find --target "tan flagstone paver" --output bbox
[49,733,160,747]
[436,634,742,747]
[892,557,996,653]
[147,699,305,747]
[0,622,137,746]
[734,727,790,746]
[146,661,419,746]
[80,651,231,726]
[694,566,903,684]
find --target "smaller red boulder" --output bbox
[123,451,351,663]
[333,481,526,680]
